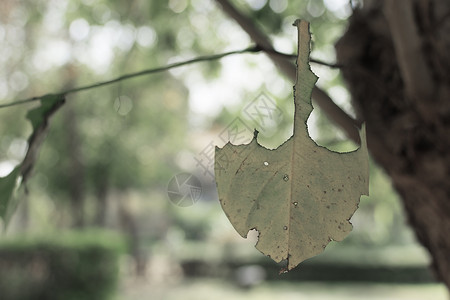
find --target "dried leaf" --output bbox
[214,20,369,270]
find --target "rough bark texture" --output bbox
[335,0,450,288]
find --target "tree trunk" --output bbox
[335,0,450,288]
[94,176,109,227]
[118,196,147,276]
[63,104,86,228]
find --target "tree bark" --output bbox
[335,0,450,288]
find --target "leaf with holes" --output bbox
[214,20,369,271]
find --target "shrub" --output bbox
[0,230,126,300]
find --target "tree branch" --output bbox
[215,0,361,143]
[216,0,296,78]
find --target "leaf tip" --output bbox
[279,267,289,275]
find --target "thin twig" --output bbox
[310,58,343,69]
[257,46,343,68]
[0,46,260,109]
[0,45,341,110]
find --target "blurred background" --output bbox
[0,0,448,299]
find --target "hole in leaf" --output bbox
[247,228,259,246]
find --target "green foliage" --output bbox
[0,0,418,278]
[0,230,125,300]
[0,0,350,227]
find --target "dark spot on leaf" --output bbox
[338,189,342,192]
[323,191,326,194]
